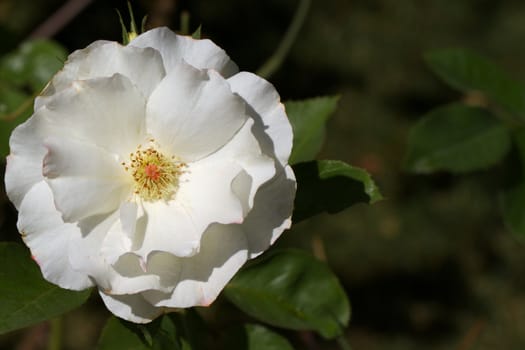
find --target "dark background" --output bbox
[2,0,525,349]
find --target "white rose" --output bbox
[5,27,296,323]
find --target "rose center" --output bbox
[123,142,186,202]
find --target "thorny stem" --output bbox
[256,0,311,79]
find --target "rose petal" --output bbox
[141,223,248,307]
[43,137,132,222]
[42,74,146,157]
[146,62,247,161]
[68,211,168,295]
[206,118,275,213]
[6,109,71,209]
[227,72,293,166]
[130,27,238,77]
[135,158,244,259]
[17,181,92,290]
[242,166,296,258]
[36,41,165,110]
[99,291,164,324]
[68,211,119,292]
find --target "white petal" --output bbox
[133,159,244,259]
[5,109,71,209]
[146,62,247,161]
[108,253,166,294]
[134,200,201,259]
[205,118,275,212]
[5,155,43,211]
[144,251,183,289]
[142,223,248,307]
[36,40,111,110]
[178,158,245,225]
[36,41,165,110]
[41,74,146,157]
[17,181,92,290]
[68,212,119,291]
[68,211,167,295]
[243,166,296,258]
[99,290,164,323]
[130,27,238,77]
[227,72,293,166]
[100,202,143,265]
[43,137,132,222]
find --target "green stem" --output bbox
[180,11,190,35]
[256,0,311,79]
[336,334,352,350]
[48,317,63,350]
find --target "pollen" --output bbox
[124,141,186,202]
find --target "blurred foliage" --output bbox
[404,104,510,173]
[0,243,91,334]
[0,39,67,156]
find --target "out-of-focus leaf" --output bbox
[501,128,525,238]
[98,312,206,350]
[424,48,525,118]
[0,40,67,91]
[0,83,33,157]
[501,183,525,238]
[225,250,350,339]
[0,243,91,335]
[286,96,339,164]
[151,315,184,350]
[0,40,66,158]
[292,160,382,222]
[98,317,150,350]
[222,324,294,350]
[404,104,510,174]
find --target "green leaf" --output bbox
[501,183,525,238]
[222,324,294,350]
[98,312,207,350]
[292,160,382,222]
[116,10,131,45]
[0,242,91,335]
[404,104,511,174]
[98,317,150,350]
[151,315,183,350]
[192,25,202,39]
[424,48,525,118]
[501,128,525,238]
[286,96,339,164]
[512,127,525,174]
[225,250,350,339]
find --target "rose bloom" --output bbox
[5,27,296,322]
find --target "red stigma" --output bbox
[144,164,161,181]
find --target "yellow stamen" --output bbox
[124,140,186,201]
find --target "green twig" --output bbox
[256,0,311,79]
[180,11,190,35]
[1,92,36,121]
[48,317,63,350]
